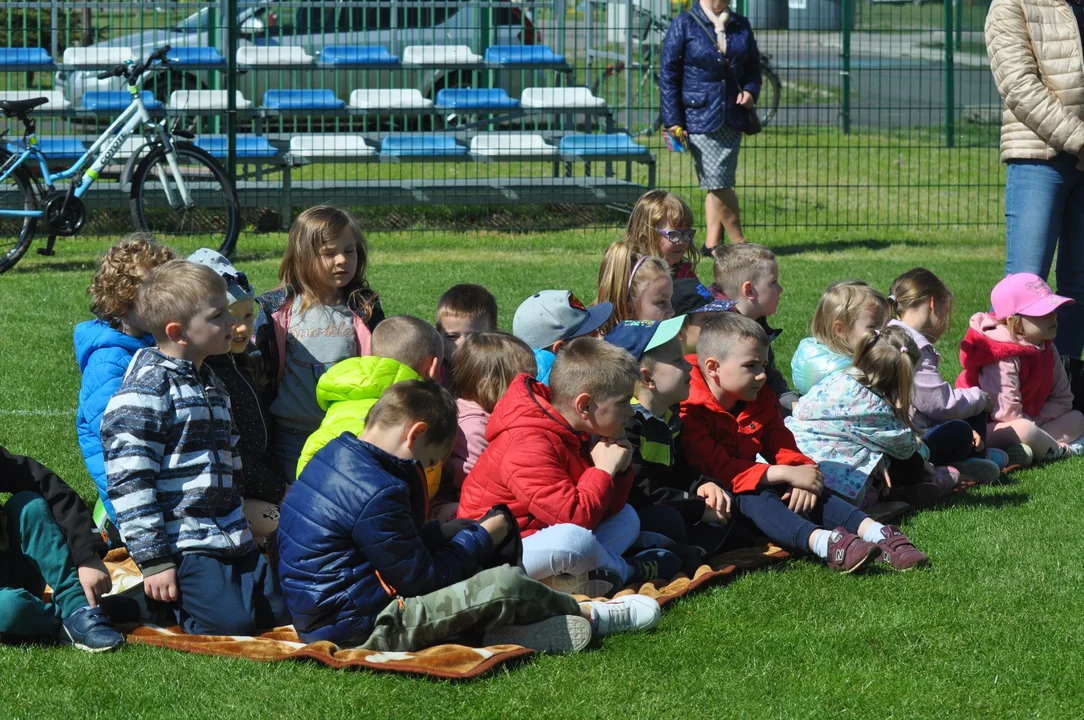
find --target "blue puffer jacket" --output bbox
[660,6,762,134]
[790,337,853,396]
[74,320,153,523]
[533,348,556,386]
[277,433,493,645]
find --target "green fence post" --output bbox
[225,0,238,182]
[736,0,747,15]
[955,0,963,51]
[840,0,852,134]
[944,0,955,148]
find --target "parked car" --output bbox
[55,1,542,108]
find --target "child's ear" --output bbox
[164,321,185,345]
[424,355,441,380]
[703,356,720,381]
[639,365,655,390]
[403,421,429,450]
[552,339,567,355]
[573,391,593,419]
[832,319,845,338]
[741,280,756,301]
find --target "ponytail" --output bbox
[595,242,669,334]
[851,324,920,428]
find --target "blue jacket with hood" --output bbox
[74,319,153,522]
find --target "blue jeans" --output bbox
[732,489,869,553]
[521,504,640,583]
[1005,153,1084,357]
[923,416,986,466]
[174,550,290,636]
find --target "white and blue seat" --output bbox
[317,46,399,67]
[262,90,345,112]
[79,91,164,112]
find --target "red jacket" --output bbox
[456,374,633,536]
[679,360,815,493]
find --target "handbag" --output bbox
[687,10,762,135]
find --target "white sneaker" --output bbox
[582,595,661,636]
[482,615,593,654]
[955,457,1002,483]
[1066,441,1084,457]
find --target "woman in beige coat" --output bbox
[986,0,1084,356]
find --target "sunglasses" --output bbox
[659,228,696,245]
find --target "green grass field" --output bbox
[3,226,1083,718]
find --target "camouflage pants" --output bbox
[361,565,582,652]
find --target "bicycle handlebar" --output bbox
[96,45,172,82]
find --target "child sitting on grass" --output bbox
[102,260,289,636]
[278,380,661,651]
[710,243,799,413]
[620,190,700,280]
[958,273,1084,467]
[188,249,286,540]
[433,332,537,522]
[458,338,680,596]
[681,313,929,572]
[74,233,174,539]
[512,290,613,385]
[791,280,890,396]
[435,284,498,376]
[296,315,443,479]
[604,318,738,574]
[887,268,1004,482]
[0,445,124,651]
[787,325,949,509]
[595,243,675,335]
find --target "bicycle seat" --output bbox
[0,97,49,116]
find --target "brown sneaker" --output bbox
[824,528,881,574]
[876,525,930,570]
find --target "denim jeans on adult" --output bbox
[1005,153,1084,357]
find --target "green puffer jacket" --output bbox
[297,356,421,478]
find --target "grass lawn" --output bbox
[3,226,1082,717]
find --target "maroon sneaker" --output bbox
[824,528,881,574]
[876,525,929,570]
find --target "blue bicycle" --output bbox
[0,45,240,273]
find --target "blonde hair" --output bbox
[279,205,377,317]
[137,260,227,340]
[549,337,639,406]
[452,332,537,413]
[436,284,498,330]
[696,312,769,363]
[371,315,444,373]
[812,280,890,356]
[623,190,699,267]
[888,267,954,336]
[88,232,175,323]
[712,243,776,300]
[850,324,920,429]
[366,379,459,448]
[595,242,671,334]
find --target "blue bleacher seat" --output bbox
[380,136,467,158]
[434,89,519,111]
[0,48,54,69]
[195,135,279,159]
[558,134,649,156]
[484,45,565,66]
[164,47,226,66]
[262,89,345,111]
[6,138,85,161]
[318,46,399,66]
[80,90,164,111]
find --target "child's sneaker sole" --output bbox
[482,615,592,654]
[60,627,123,653]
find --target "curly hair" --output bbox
[88,233,175,323]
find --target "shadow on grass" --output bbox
[770,237,936,256]
[6,258,99,275]
[934,490,1030,512]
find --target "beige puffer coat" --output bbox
[985,0,1084,162]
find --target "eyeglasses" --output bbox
[659,228,696,245]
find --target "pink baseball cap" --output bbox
[991,273,1074,319]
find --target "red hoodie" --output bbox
[956,312,1054,418]
[679,360,815,494]
[457,374,633,536]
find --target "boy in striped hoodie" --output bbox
[101,260,289,636]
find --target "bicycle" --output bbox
[0,44,241,274]
[591,8,782,137]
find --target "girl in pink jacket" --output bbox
[430,332,537,521]
[957,273,1084,467]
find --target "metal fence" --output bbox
[0,0,1002,234]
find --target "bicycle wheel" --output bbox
[0,158,39,274]
[758,68,781,129]
[130,141,240,257]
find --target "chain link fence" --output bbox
[0,0,1002,235]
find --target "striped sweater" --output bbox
[101,347,255,574]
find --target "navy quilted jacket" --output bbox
[660,7,762,134]
[277,433,493,645]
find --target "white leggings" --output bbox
[521,504,640,583]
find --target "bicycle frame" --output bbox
[0,76,191,219]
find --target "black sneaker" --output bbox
[700,243,717,259]
[627,548,681,585]
[670,543,707,577]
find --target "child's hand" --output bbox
[440,518,474,540]
[782,487,818,514]
[144,567,179,603]
[76,557,112,608]
[972,430,984,451]
[982,392,996,413]
[479,514,510,545]
[696,481,732,519]
[784,465,824,495]
[591,438,632,475]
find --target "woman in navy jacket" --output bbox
[660,0,761,254]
